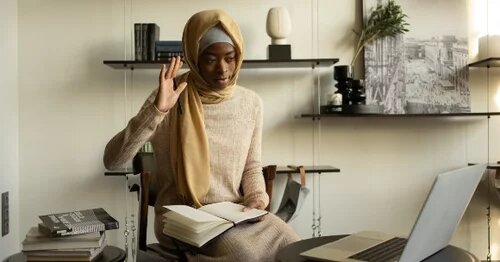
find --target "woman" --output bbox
[103,9,300,261]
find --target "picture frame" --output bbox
[363,0,470,114]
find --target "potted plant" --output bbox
[331,0,409,110]
[351,0,409,67]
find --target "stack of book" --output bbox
[134,23,160,61]
[155,40,183,62]
[22,208,119,261]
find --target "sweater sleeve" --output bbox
[103,89,167,170]
[241,96,269,208]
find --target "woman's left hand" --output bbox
[243,199,266,211]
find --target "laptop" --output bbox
[300,164,486,262]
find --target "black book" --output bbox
[146,23,160,61]
[39,208,118,236]
[156,51,184,60]
[155,45,183,53]
[141,24,148,61]
[134,23,144,61]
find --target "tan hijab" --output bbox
[169,10,244,207]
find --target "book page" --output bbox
[163,211,226,234]
[164,205,226,223]
[163,222,233,247]
[199,202,268,224]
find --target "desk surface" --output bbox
[4,246,126,262]
[276,235,478,262]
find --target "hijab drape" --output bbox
[169,9,244,207]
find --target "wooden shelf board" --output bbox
[301,112,500,118]
[104,168,134,176]
[487,163,500,170]
[468,57,500,67]
[276,165,340,174]
[103,58,339,69]
[105,165,340,176]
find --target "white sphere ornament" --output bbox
[266,7,292,45]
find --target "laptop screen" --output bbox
[400,164,486,262]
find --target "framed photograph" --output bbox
[363,0,470,114]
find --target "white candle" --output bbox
[478,34,500,59]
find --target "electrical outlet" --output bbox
[2,191,9,236]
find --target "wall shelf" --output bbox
[468,57,500,67]
[103,58,339,69]
[276,165,340,174]
[301,112,500,118]
[105,165,340,176]
[104,168,134,176]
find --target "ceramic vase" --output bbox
[266,7,292,45]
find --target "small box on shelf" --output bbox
[267,44,291,61]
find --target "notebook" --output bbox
[300,164,486,262]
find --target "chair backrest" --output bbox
[131,152,277,251]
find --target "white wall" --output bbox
[16,0,500,260]
[0,0,19,258]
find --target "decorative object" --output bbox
[352,0,409,66]
[333,65,352,107]
[266,7,292,44]
[478,34,500,59]
[363,0,470,114]
[268,44,291,60]
[348,80,366,105]
[266,7,292,60]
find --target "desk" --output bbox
[3,246,126,262]
[276,235,478,262]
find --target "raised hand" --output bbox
[154,56,187,112]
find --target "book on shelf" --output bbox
[162,201,268,248]
[141,24,148,61]
[156,51,184,61]
[38,207,118,236]
[22,226,106,251]
[134,23,143,61]
[134,23,160,61]
[155,40,183,52]
[146,23,160,61]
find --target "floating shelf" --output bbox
[468,57,500,67]
[276,165,340,174]
[104,168,134,176]
[103,58,339,69]
[487,163,500,170]
[301,112,500,118]
[105,165,340,176]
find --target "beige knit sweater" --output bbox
[104,85,299,261]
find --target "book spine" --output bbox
[141,24,148,61]
[38,208,119,236]
[134,23,143,61]
[155,46,182,53]
[147,23,160,61]
[94,208,119,230]
[156,52,184,61]
[156,40,182,46]
[156,51,183,57]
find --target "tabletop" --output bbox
[3,245,126,262]
[276,235,479,262]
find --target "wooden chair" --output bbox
[129,152,277,261]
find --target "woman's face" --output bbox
[198,43,237,90]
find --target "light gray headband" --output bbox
[199,26,234,54]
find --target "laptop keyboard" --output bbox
[348,237,407,262]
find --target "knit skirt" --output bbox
[156,213,300,262]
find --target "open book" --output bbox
[162,201,268,247]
